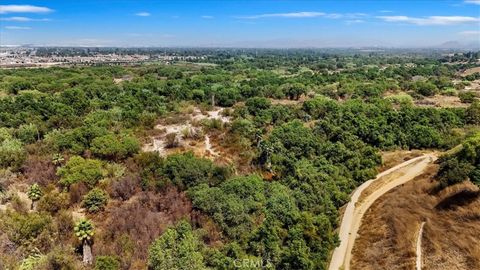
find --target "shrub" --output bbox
[93,189,192,268]
[161,152,229,189]
[95,256,120,270]
[245,97,271,116]
[19,254,46,270]
[83,188,108,213]
[15,123,39,144]
[165,133,179,148]
[148,220,206,270]
[90,133,140,160]
[37,187,70,214]
[41,247,79,270]
[109,174,140,201]
[55,210,74,241]
[22,155,58,186]
[459,91,477,103]
[0,211,52,245]
[413,81,438,96]
[466,101,480,125]
[437,157,474,187]
[0,138,26,171]
[57,156,104,187]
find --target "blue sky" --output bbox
[0,0,479,47]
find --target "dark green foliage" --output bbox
[408,125,441,149]
[437,157,474,187]
[82,188,109,213]
[95,256,120,270]
[246,97,271,116]
[148,220,207,270]
[459,91,477,103]
[160,152,230,190]
[412,81,438,96]
[466,101,480,125]
[189,175,266,239]
[437,133,480,188]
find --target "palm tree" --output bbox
[74,219,94,265]
[27,183,42,210]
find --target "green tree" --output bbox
[459,91,477,103]
[148,221,207,270]
[437,157,474,188]
[245,97,271,116]
[74,219,94,265]
[465,101,480,125]
[283,83,307,100]
[83,188,108,213]
[57,156,104,187]
[95,256,120,270]
[414,81,438,96]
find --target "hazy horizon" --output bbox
[1,0,479,48]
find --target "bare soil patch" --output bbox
[415,95,468,108]
[461,67,480,77]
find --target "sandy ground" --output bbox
[142,107,230,159]
[328,154,436,270]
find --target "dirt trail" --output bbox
[416,222,426,270]
[328,154,436,270]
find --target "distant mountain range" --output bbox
[435,41,480,50]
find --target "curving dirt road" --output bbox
[328,154,437,270]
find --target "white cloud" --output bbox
[237,11,326,19]
[5,26,32,30]
[377,15,480,25]
[346,19,365,24]
[379,10,393,13]
[465,0,480,5]
[237,11,367,20]
[0,5,53,14]
[0,16,50,22]
[135,12,151,17]
[201,15,214,19]
[459,30,480,36]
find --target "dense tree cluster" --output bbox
[0,50,478,269]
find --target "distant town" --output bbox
[0,47,205,68]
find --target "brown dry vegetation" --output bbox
[461,67,480,77]
[93,188,193,269]
[379,150,425,172]
[351,164,480,270]
[415,95,469,108]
